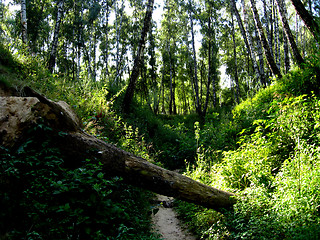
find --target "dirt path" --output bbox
[151,195,197,240]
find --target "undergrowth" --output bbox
[177,53,320,239]
[0,123,159,240]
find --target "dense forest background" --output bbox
[1,0,320,239]
[2,0,319,112]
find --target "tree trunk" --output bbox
[276,0,304,65]
[233,0,265,88]
[250,0,282,78]
[21,0,28,44]
[242,0,266,87]
[231,0,250,58]
[231,11,240,104]
[0,88,236,211]
[283,27,290,73]
[188,3,201,115]
[48,0,64,73]
[202,12,212,116]
[290,0,320,43]
[275,7,281,70]
[262,0,274,59]
[115,0,124,86]
[123,0,154,113]
[168,42,174,115]
[104,1,110,78]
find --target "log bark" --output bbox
[0,87,236,211]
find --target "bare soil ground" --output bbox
[151,195,197,240]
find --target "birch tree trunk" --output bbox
[188,3,201,115]
[254,25,266,85]
[275,7,281,70]
[276,0,304,65]
[283,28,290,73]
[290,0,320,43]
[115,0,125,86]
[202,12,212,116]
[123,0,154,113]
[48,0,64,73]
[231,11,240,104]
[104,1,110,78]
[244,0,266,87]
[230,0,250,58]
[168,42,174,115]
[235,0,265,87]
[21,0,28,44]
[262,0,274,59]
[250,0,282,78]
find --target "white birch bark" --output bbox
[21,0,28,44]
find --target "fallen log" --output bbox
[0,87,236,211]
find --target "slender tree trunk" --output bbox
[230,0,250,57]
[283,27,290,73]
[172,46,177,115]
[250,0,282,78]
[21,0,28,44]
[254,26,266,85]
[161,72,166,114]
[189,4,201,115]
[275,7,281,70]
[103,2,110,78]
[203,13,212,116]
[263,0,274,58]
[231,11,240,104]
[168,42,174,114]
[48,0,64,73]
[290,0,320,43]
[276,0,304,65]
[81,34,93,80]
[115,0,124,86]
[243,0,266,87]
[123,0,154,113]
[92,27,97,81]
[235,0,265,87]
